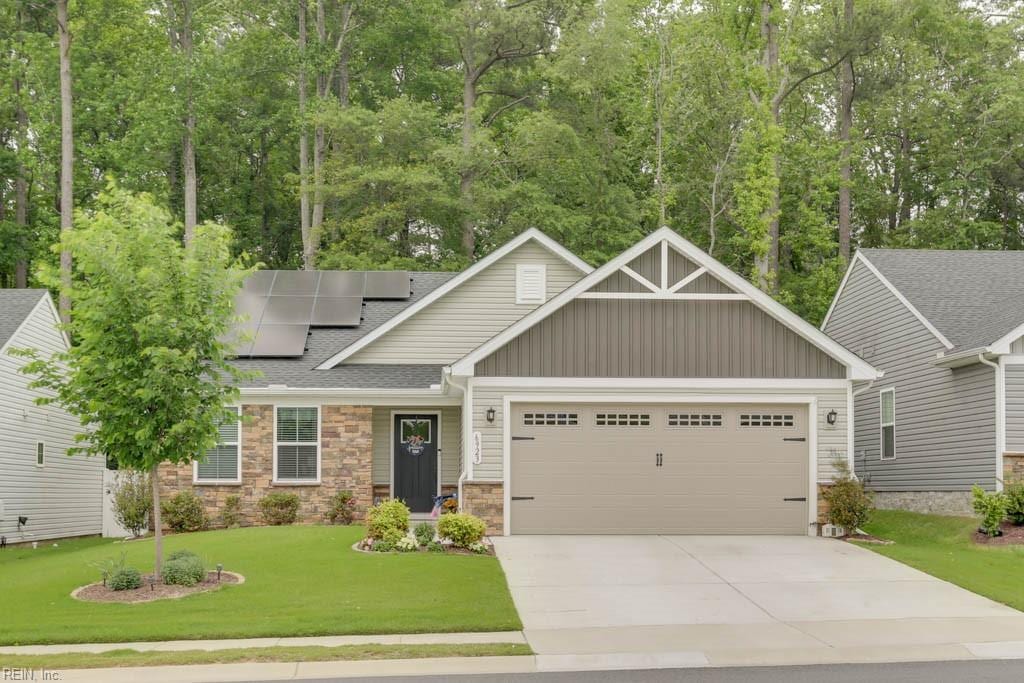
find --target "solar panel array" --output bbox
[228,270,412,357]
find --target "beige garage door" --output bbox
[509,403,810,535]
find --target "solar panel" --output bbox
[263,295,316,324]
[220,322,257,356]
[364,271,411,299]
[233,292,268,323]
[270,270,320,296]
[249,323,309,356]
[242,270,276,295]
[311,297,363,326]
[317,271,366,297]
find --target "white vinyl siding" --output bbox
[347,241,585,364]
[880,389,896,460]
[275,406,320,482]
[0,296,103,541]
[470,384,847,483]
[195,407,241,483]
[371,406,461,485]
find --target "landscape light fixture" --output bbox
[826,409,838,426]
[217,563,223,582]
[486,407,496,423]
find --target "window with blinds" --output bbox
[196,407,241,482]
[276,406,319,481]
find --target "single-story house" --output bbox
[161,227,881,535]
[824,248,1024,515]
[0,289,103,543]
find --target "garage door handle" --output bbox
[783,497,807,502]
[511,496,534,501]
[511,436,535,441]
[783,437,806,442]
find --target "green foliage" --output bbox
[822,461,874,533]
[161,491,209,533]
[395,536,419,553]
[379,528,405,546]
[221,495,243,529]
[108,567,142,591]
[1004,482,1024,526]
[436,513,486,549]
[366,499,410,540]
[163,554,205,587]
[111,470,152,537]
[372,539,395,553]
[325,491,356,525]
[971,485,1008,537]
[258,493,300,526]
[426,541,444,553]
[414,522,435,547]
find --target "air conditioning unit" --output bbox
[821,524,846,538]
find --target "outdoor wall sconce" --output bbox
[826,409,838,426]
[486,407,496,423]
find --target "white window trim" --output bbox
[880,388,896,461]
[194,406,243,485]
[273,405,322,485]
[35,441,45,468]
[515,263,547,304]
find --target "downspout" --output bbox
[850,379,876,482]
[978,353,1004,491]
[445,371,470,504]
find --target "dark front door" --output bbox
[393,413,439,513]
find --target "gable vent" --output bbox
[516,264,546,304]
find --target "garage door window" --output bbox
[524,412,578,426]
[739,413,794,428]
[595,413,651,427]
[668,413,723,427]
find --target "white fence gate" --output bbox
[102,469,133,538]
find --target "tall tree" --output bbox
[166,0,198,243]
[57,0,72,321]
[837,0,854,263]
[298,0,313,269]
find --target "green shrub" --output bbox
[380,527,405,546]
[468,541,489,555]
[259,492,300,525]
[973,485,1008,536]
[111,469,152,537]
[326,490,356,525]
[414,522,435,547]
[426,541,444,553]
[161,491,209,533]
[366,499,410,540]
[822,461,873,533]
[109,567,142,591]
[221,495,243,528]
[163,554,206,586]
[1005,482,1024,525]
[396,536,419,552]
[436,512,486,548]
[167,548,198,562]
[372,539,395,553]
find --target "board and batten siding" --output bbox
[825,259,996,490]
[477,299,846,379]
[0,297,103,541]
[348,241,585,364]
[371,406,461,485]
[1011,337,1024,354]
[1006,364,1024,453]
[469,384,848,483]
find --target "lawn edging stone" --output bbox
[71,571,245,604]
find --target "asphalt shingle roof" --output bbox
[859,249,1024,351]
[0,289,47,349]
[230,271,457,388]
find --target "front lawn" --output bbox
[859,509,1024,611]
[0,526,520,645]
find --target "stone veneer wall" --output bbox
[1005,453,1024,483]
[159,404,373,528]
[871,490,974,516]
[461,481,503,535]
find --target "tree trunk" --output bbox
[654,26,667,228]
[298,0,313,270]
[14,77,29,288]
[180,0,197,244]
[754,0,781,293]
[151,464,163,580]
[460,68,477,258]
[310,0,327,241]
[57,0,73,324]
[837,0,854,263]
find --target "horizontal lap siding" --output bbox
[0,301,103,540]
[1007,365,1024,452]
[348,241,584,364]
[478,299,845,379]
[825,260,996,490]
[371,406,461,485]
[470,385,847,482]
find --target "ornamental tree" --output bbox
[16,186,253,579]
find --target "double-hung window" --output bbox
[275,407,320,483]
[195,407,241,483]
[880,389,896,460]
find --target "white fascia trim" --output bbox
[238,387,458,406]
[577,292,748,301]
[452,227,881,380]
[989,322,1024,355]
[0,292,66,357]
[834,252,954,350]
[471,377,850,390]
[315,229,592,370]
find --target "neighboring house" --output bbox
[0,289,103,543]
[161,227,880,536]
[824,249,1024,515]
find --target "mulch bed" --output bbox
[351,540,495,556]
[72,570,243,604]
[973,521,1024,546]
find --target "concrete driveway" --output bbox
[494,535,1024,667]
